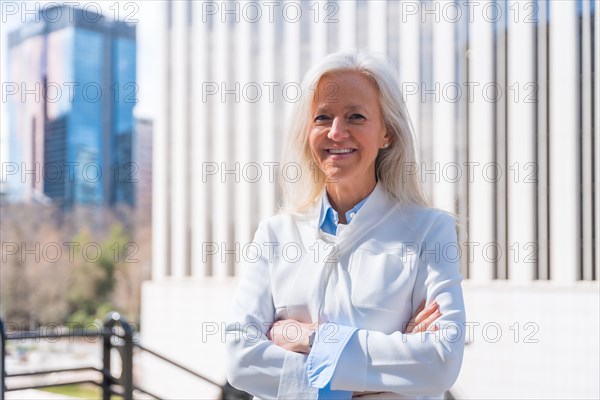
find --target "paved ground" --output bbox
[5,389,79,399]
[4,339,100,399]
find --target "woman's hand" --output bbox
[267,319,317,354]
[268,301,441,354]
[404,300,441,334]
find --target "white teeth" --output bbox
[328,149,355,154]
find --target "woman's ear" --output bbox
[383,124,394,142]
[382,130,393,148]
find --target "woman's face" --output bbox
[308,71,389,191]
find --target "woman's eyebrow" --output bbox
[313,105,331,114]
[345,105,368,113]
[313,104,369,114]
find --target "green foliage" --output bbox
[43,384,122,399]
[0,203,150,328]
[66,302,114,326]
[65,223,131,324]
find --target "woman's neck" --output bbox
[325,180,376,223]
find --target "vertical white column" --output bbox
[191,0,210,279]
[494,5,507,280]
[456,2,470,279]
[536,0,549,280]
[431,0,456,214]
[258,8,277,222]
[277,0,302,227]
[337,0,356,52]
[152,0,169,281]
[468,0,495,282]
[212,4,231,278]
[310,0,328,63]
[507,0,535,282]
[581,0,594,281]
[170,0,188,279]
[398,1,421,161]
[595,0,600,282]
[367,0,387,54]
[233,3,254,277]
[283,0,302,132]
[549,0,579,283]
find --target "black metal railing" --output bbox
[0,313,250,400]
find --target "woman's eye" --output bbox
[349,114,365,120]
[314,115,330,122]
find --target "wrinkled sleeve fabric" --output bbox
[225,222,317,400]
[307,213,466,397]
[307,324,358,399]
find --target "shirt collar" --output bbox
[300,181,399,253]
[318,186,372,234]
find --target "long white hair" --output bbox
[279,50,432,213]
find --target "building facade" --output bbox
[134,118,153,215]
[6,5,136,208]
[142,1,599,398]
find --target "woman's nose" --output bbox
[327,117,349,141]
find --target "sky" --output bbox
[0,0,162,180]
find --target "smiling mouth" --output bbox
[326,149,357,154]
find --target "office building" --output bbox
[134,118,153,215]
[6,5,136,208]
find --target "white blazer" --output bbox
[225,182,466,399]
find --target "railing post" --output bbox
[103,312,134,400]
[221,381,253,400]
[102,317,112,400]
[1,319,6,400]
[121,317,134,400]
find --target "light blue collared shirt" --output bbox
[318,190,370,236]
[311,190,370,398]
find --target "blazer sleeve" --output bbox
[225,221,318,400]
[306,212,466,397]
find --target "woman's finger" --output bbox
[414,300,426,316]
[405,300,433,333]
[411,308,442,334]
[413,301,438,326]
[405,300,432,333]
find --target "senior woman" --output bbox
[225,51,466,399]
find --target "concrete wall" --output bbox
[455,282,600,399]
[140,280,600,399]
[139,279,238,399]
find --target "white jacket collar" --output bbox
[302,181,399,255]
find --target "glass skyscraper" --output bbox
[6,5,136,208]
